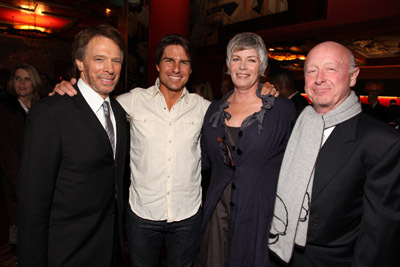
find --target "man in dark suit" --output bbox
[387,99,400,128]
[269,41,400,267]
[17,25,129,267]
[363,90,387,122]
[268,68,309,118]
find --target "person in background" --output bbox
[220,77,233,97]
[269,41,400,267]
[0,67,11,94]
[362,90,387,122]
[386,99,400,128]
[196,32,295,267]
[268,68,309,118]
[17,25,129,267]
[191,79,214,101]
[0,63,41,249]
[39,72,54,98]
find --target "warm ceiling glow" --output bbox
[20,3,44,15]
[0,7,70,30]
[268,52,306,61]
[13,24,52,34]
[106,8,111,15]
[20,5,35,11]
[19,8,34,14]
[36,7,44,15]
[268,46,306,61]
[289,46,301,52]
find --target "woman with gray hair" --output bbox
[196,32,295,266]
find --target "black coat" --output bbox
[272,113,400,267]
[0,92,26,225]
[290,92,309,118]
[17,87,129,267]
[200,93,295,267]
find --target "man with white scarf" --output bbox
[269,41,400,267]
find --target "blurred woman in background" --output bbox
[0,63,41,247]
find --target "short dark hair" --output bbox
[268,68,296,93]
[154,34,193,66]
[71,25,125,66]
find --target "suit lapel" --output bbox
[73,85,114,156]
[311,115,360,201]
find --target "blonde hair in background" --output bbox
[7,63,42,104]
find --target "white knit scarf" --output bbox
[269,91,362,263]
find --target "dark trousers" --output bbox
[126,207,201,267]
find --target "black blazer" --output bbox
[0,92,26,225]
[290,92,309,118]
[17,87,129,267]
[272,113,400,267]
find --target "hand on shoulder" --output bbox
[49,78,78,97]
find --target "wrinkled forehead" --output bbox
[305,44,350,68]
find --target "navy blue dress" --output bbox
[199,87,295,266]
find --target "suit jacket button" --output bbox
[110,210,115,216]
[237,149,242,155]
[313,219,319,226]
[238,131,243,137]
[230,202,235,207]
[231,183,236,190]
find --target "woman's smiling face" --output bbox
[13,68,34,98]
[230,48,260,91]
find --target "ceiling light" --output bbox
[13,24,52,34]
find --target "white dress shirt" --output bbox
[78,78,117,156]
[18,100,29,113]
[117,78,210,222]
[322,126,335,145]
[287,91,300,100]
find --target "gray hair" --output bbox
[349,52,356,73]
[226,32,268,77]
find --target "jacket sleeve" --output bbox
[353,135,400,267]
[17,102,62,267]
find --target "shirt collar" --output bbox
[18,99,29,113]
[78,78,110,113]
[288,91,299,99]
